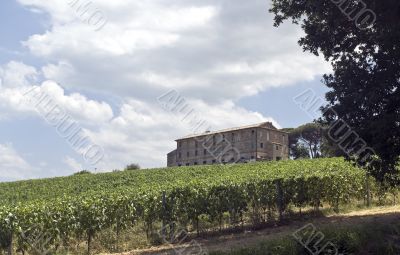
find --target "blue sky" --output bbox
[0,1,43,63]
[0,0,331,181]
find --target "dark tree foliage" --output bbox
[125,163,141,171]
[292,144,311,159]
[282,128,306,159]
[320,128,347,158]
[270,0,400,180]
[284,123,341,159]
[291,123,323,158]
[73,170,92,175]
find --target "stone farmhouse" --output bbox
[167,122,289,167]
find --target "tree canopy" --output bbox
[270,0,400,180]
[290,123,322,158]
[284,123,343,159]
[125,163,141,171]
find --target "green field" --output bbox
[0,158,385,254]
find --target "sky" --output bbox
[0,0,332,182]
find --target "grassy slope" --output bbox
[0,157,360,205]
[119,206,400,255]
[0,158,391,255]
[209,207,400,255]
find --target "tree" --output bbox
[270,0,400,181]
[73,170,92,175]
[125,163,140,171]
[291,123,323,158]
[284,124,344,159]
[320,129,346,158]
[281,128,299,158]
[282,127,308,159]
[292,144,311,159]
[284,123,323,159]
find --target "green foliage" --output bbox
[290,123,322,158]
[0,158,386,253]
[73,170,92,175]
[125,163,140,171]
[270,0,400,180]
[287,123,339,159]
[211,220,400,255]
[291,144,310,160]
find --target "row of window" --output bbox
[177,143,280,159]
[178,131,252,148]
[178,132,286,148]
[178,155,284,167]
[178,149,208,158]
[177,155,263,167]
[178,160,216,167]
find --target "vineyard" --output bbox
[0,158,392,254]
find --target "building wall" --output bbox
[167,150,177,166]
[167,126,289,167]
[256,128,289,161]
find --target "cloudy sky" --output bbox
[0,0,331,181]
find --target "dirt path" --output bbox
[105,205,400,255]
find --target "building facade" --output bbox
[167,122,289,167]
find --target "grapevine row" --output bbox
[0,158,383,254]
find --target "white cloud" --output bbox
[86,97,279,170]
[20,1,218,56]
[63,156,83,172]
[0,143,32,181]
[0,0,334,178]
[0,61,38,88]
[0,62,282,172]
[36,81,114,123]
[0,87,37,119]
[41,61,75,82]
[16,0,329,102]
[0,76,113,123]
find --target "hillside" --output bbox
[117,206,400,255]
[0,158,362,205]
[0,158,382,254]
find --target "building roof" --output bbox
[176,122,288,141]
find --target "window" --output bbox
[178,142,182,148]
[195,141,198,148]
[252,130,255,135]
[203,161,207,165]
[187,151,190,157]
[178,152,182,158]
[186,163,190,166]
[276,145,279,150]
[204,149,207,155]
[231,133,235,142]
[251,156,255,159]
[213,135,216,145]
[231,157,235,162]
[178,164,182,167]
[276,157,282,161]
[195,150,198,156]
[194,162,198,165]
[212,159,216,164]
[260,143,264,148]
